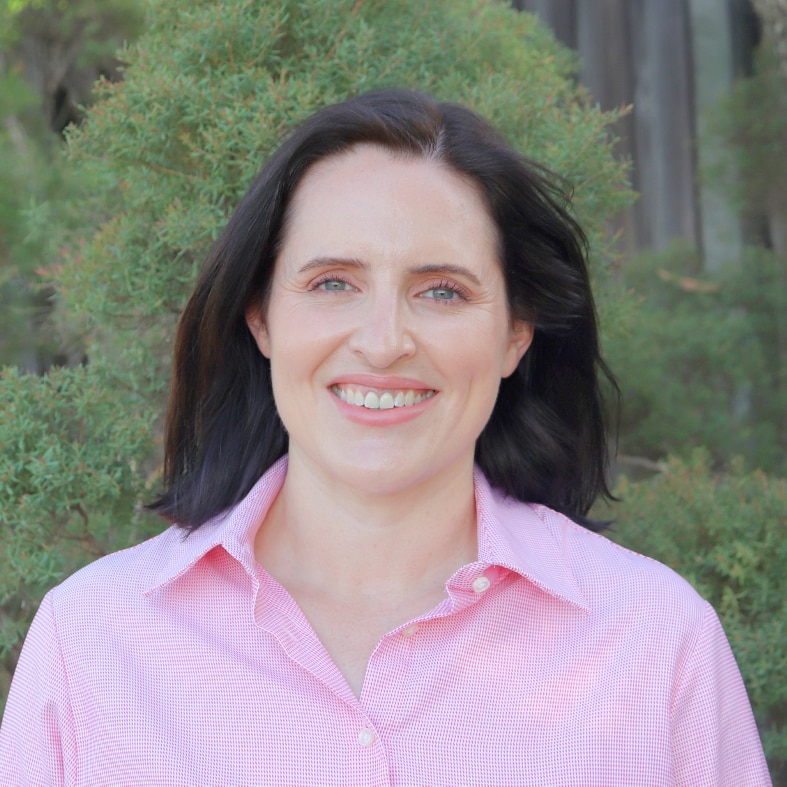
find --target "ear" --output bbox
[245,306,271,359]
[501,319,534,378]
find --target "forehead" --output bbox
[279,144,500,267]
[291,144,488,212]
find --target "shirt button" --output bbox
[401,623,419,638]
[357,728,375,747]
[472,575,491,593]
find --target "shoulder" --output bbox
[42,462,284,636]
[533,501,709,636]
[543,501,704,598]
[47,525,188,620]
[483,484,710,645]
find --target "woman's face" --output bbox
[247,145,533,497]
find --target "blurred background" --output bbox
[1,0,785,780]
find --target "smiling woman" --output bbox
[154,90,615,535]
[0,90,770,786]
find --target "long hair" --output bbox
[149,89,619,531]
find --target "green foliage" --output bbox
[0,0,632,706]
[705,42,787,220]
[601,452,787,780]
[1,0,145,54]
[0,0,145,368]
[0,72,68,367]
[0,363,161,702]
[605,241,786,475]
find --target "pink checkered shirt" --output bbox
[1,457,770,785]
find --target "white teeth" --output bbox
[364,391,380,409]
[332,385,435,410]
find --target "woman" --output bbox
[0,90,770,785]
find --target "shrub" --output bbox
[0,363,161,699]
[605,241,785,475]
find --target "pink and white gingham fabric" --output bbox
[0,457,771,785]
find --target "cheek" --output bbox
[265,304,344,383]
[261,299,315,355]
[431,324,508,388]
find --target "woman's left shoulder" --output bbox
[529,502,709,626]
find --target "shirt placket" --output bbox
[252,569,395,786]
[357,562,510,786]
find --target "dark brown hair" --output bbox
[150,89,618,531]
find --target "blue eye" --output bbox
[318,279,352,291]
[424,287,458,301]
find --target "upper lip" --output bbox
[328,374,436,391]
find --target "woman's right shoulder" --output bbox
[48,525,184,610]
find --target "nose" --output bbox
[347,292,416,368]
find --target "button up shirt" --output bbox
[0,457,770,785]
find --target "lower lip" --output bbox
[331,391,437,426]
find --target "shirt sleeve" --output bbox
[0,591,77,786]
[671,601,771,786]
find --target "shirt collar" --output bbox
[143,456,289,596]
[473,467,589,612]
[145,457,588,612]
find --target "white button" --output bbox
[472,575,491,593]
[401,623,419,638]
[357,728,375,747]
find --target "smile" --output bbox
[331,384,436,410]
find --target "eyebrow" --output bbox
[297,257,366,274]
[298,257,483,287]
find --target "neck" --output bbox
[254,450,478,601]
